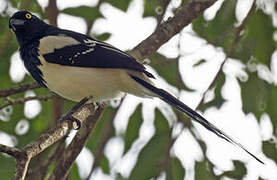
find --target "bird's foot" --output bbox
[68,116,81,130]
[93,102,101,111]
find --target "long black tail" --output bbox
[130,75,264,164]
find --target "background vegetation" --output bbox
[0,0,276,179]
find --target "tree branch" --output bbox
[0,144,21,158]
[0,95,52,111]
[0,82,41,98]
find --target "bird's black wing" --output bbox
[40,29,154,78]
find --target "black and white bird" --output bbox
[9,11,264,164]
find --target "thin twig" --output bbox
[0,144,21,158]
[0,95,52,111]
[0,82,41,98]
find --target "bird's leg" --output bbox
[59,96,92,129]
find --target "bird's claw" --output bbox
[68,116,81,130]
[59,114,81,130]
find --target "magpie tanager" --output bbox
[9,11,264,164]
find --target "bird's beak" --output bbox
[9,18,25,31]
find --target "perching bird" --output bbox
[9,11,263,164]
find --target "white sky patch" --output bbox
[57,13,87,34]
[221,75,242,104]
[0,0,7,13]
[36,0,48,10]
[162,0,182,21]
[180,25,207,55]
[56,0,99,10]
[24,90,42,119]
[158,34,180,58]
[0,106,13,122]
[15,119,30,135]
[76,147,94,179]
[92,0,156,50]
[9,51,27,83]
[178,44,225,91]
[173,129,203,180]
[0,131,17,147]
[223,58,247,82]
[236,0,254,25]
[105,137,125,176]
[260,113,273,141]
[203,0,224,21]
[89,168,114,180]
[257,64,275,84]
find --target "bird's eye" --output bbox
[25,13,32,19]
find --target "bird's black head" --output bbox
[9,11,49,46]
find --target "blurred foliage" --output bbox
[194,160,214,180]
[262,140,277,163]
[123,104,143,154]
[62,6,102,21]
[0,0,277,179]
[220,160,247,179]
[129,110,171,180]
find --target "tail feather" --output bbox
[130,75,264,164]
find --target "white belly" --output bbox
[39,64,127,102]
[37,58,153,102]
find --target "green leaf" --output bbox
[123,104,143,154]
[195,160,214,180]
[232,10,275,67]
[102,0,132,11]
[240,72,277,132]
[239,72,268,119]
[262,141,277,163]
[143,0,166,17]
[193,0,237,50]
[62,6,102,21]
[69,162,81,179]
[166,157,185,180]
[95,33,111,42]
[221,160,247,179]
[150,52,193,91]
[0,155,15,179]
[129,109,171,180]
[193,59,207,67]
[99,155,110,174]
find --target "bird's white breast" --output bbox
[37,58,127,101]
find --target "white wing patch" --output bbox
[39,35,80,55]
